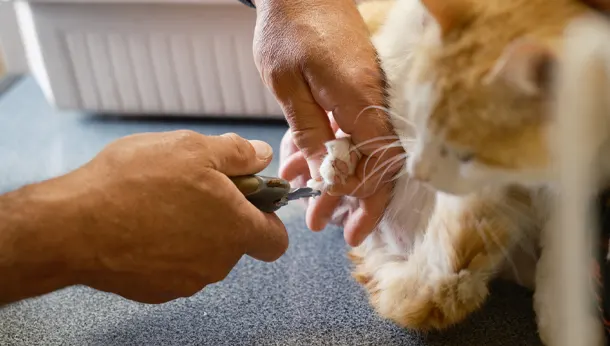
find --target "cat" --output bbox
[357,0,396,36]
[306,0,605,344]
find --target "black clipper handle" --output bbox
[230,175,291,213]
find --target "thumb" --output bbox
[204,133,273,176]
[245,212,289,262]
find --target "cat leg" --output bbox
[534,225,604,346]
[307,137,361,191]
[534,235,560,346]
[362,189,531,331]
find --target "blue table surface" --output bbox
[0,77,541,346]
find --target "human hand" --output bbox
[253,0,403,246]
[50,131,288,303]
[582,0,610,11]
[279,127,362,228]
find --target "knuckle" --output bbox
[263,66,291,94]
[222,132,242,142]
[170,130,209,154]
[173,129,201,143]
[223,133,251,161]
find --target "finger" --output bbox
[215,171,289,262]
[306,193,342,231]
[274,84,339,231]
[343,185,392,247]
[245,209,289,262]
[203,133,273,176]
[328,196,357,227]
[328,152,404,198]
[332,77,392,155]
[307,58,404,199]
[279,151,309,182]
[329,112,340,133]
[307,50,396,158]
[279,128,299,163]
[274,81,336,178]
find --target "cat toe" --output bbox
[367,261,489,331]
[319,137,361,186]
[307,178,326,192]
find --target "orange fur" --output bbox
[346,0,589,334]
[349,187,539,331]
[415,0,588,170]
[357,0,396,36]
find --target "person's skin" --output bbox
[252,0,404,247]
[584,0,610,11]
[256,0,610,247]
[0,131,288,306]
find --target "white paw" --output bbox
[534,242,605,346]
[307,178,326,192]
[307,137,361,190]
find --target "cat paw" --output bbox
[307,137,361,191]
[366,260,489,331]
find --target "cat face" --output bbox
[402,0,586,195]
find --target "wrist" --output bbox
[0,177,92,303]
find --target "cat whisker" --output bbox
[387,169,409,183]
[351,136,402,151]
[354,105,415,129]
[487,202,539,262]
[495,198,537,225]
[348,155,407,196]
[363,141,404,178]
[381,157,410,184]
[480,223,524,284]
[487,200,539,242]
[373,155,409,192]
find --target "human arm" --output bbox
[0,131,288,305]
[252,0,402,246]
[0,182,86,305]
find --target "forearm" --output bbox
[0,180,85,305]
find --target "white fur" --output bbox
[313,0,606,342]
[307,137,361,191]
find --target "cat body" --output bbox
[311,0,604,343]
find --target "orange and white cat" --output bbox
[308,0,605,344]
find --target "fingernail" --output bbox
[249,140,273,160]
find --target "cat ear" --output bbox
[421,0,472,36]
[483,38,556,97]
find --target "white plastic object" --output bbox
[15,0,283,117]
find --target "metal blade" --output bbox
[286,187,321,201]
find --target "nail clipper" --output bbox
[230,175,321,213]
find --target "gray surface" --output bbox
[0,77,542,345]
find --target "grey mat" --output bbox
[0,77,542,345]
